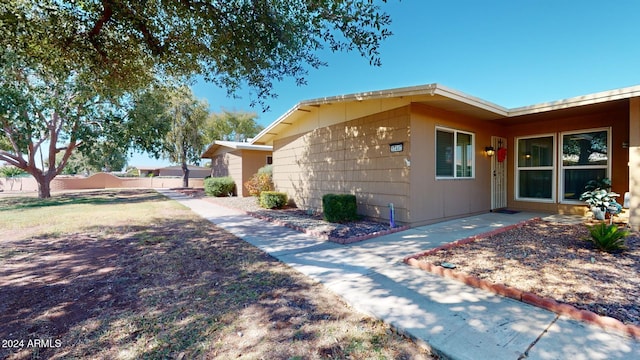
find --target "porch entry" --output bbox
[491,136,507,210]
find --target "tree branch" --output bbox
[0,150,26,168]
[88,0,114,39]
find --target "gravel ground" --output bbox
[202,195,393,240]
[416,219,640,326]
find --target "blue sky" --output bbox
[131,0,640,166]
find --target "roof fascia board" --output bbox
[214,140,272,151]
[508,85,640,116]
[251,83,509,144]
[251,83,640,144]
[431,84,509,116]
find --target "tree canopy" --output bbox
[162,87,209,187]
[0,50,172,197]
[0,0,393,197]
[205,110,263,143]
[1,0,392,108]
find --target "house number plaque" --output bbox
[390,142,403,153]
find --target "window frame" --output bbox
[559,127,611,204]
[515,133,556,203]
[435,127,475,180]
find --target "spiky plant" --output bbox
[585,223,629,252]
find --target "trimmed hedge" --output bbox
[204,176,236,197]
[322,194,358,223]
[259,191,288,209]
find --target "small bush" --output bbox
[258,164,272,175]
[204,177,236,197]
[585,222,629,252]
[322,194,358,223]
[259,191,288,209]
[245,166,274,197]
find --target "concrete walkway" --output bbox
[159,189,640,360]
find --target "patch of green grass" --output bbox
[0,190,184,240]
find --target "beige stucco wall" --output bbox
[239,150,272,197]
[210,151,242,195]
[267,96,633,226]
[209,149,272,196]
[0,173,203,194]
[274,106,411,223]
[407,103,504,226]
[158,168,210,178]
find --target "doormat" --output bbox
[493,209,520,214]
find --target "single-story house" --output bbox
[250,83,640,229]
[137,165,211,178]
[201,140,273,196]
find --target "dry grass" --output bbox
[0,189,433,359]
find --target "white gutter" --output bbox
[213,140,272,151]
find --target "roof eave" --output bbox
[508,84,640,117]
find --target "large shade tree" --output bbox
[205,110,263,143]
[0,53,172,197]
[163,87,208,187]
[1,0,393,197]
[2,0,392,106]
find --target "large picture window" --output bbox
[561,128,609,201]
[516,135,555,201]
[436,128,474,178]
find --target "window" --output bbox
[436,128,474,178]
[516,135,555,201]
[561,128,609,202]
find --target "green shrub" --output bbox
[585,222,629,252]
[257,164,272,175]
[204,177,236,197]
[322,194,358,223]
[259,191,288,209]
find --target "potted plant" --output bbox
[579,178,622,222]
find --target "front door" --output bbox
[491,136,508,210]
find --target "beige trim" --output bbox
[201,140,272,158]
[509,85,640,116]
[252,83,640,145]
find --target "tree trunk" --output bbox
[35,173,52,198]
[182,162,190,188]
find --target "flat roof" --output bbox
[201,140,273,158]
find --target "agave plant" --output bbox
[585,222,629,252]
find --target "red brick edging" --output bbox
[403,218,640,340]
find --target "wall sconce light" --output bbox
[485,146,495,157]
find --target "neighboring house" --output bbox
[137,165,211,178]
[251,83,640,229]
[201,140,273,196]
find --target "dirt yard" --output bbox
[0,190,433,359]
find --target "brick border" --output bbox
[403,218,640,340]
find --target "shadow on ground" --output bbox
[1,214,429,359]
